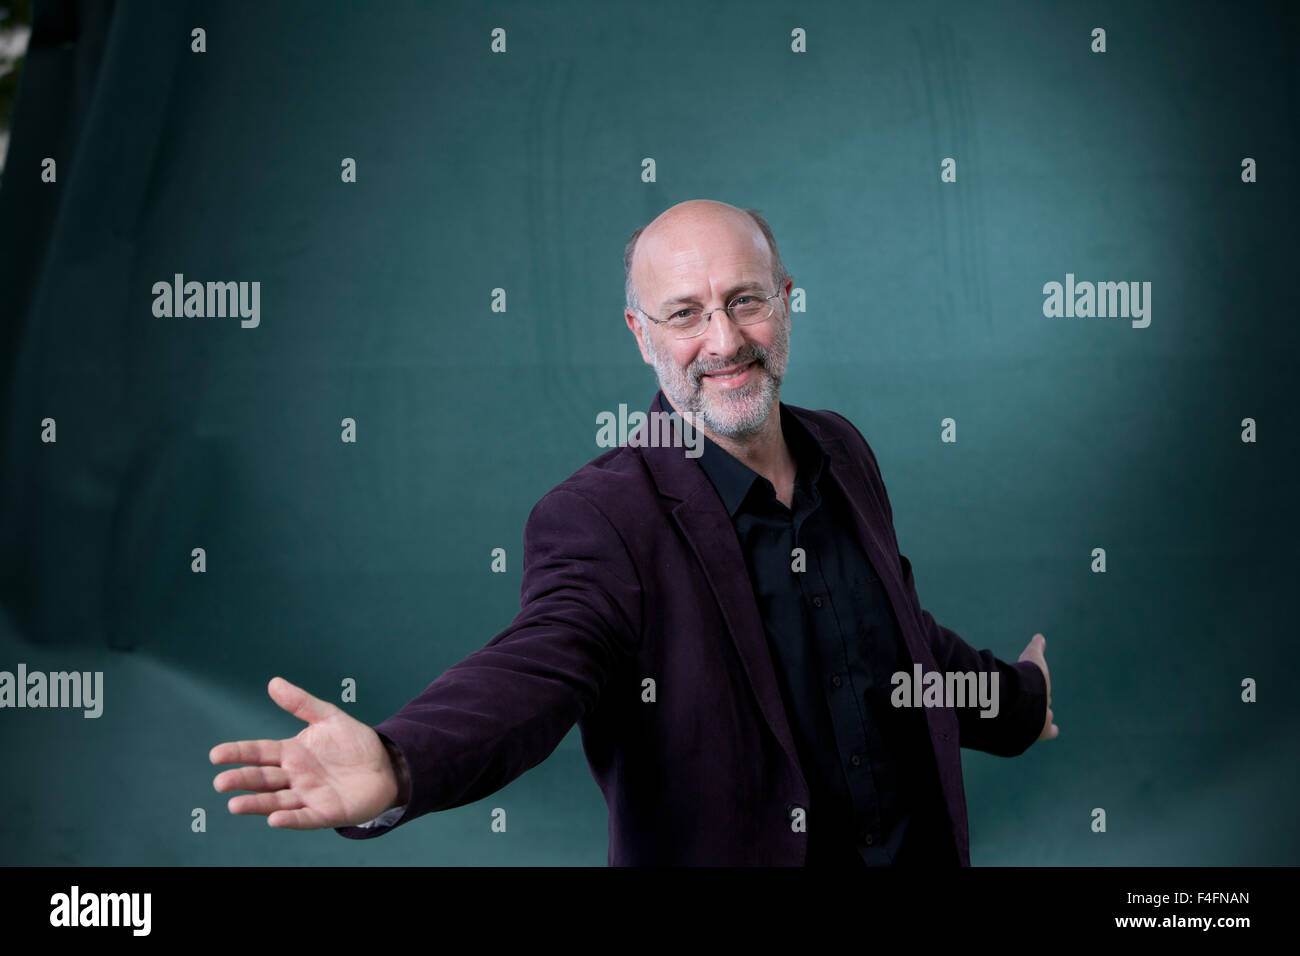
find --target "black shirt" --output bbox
[688,393,955,866]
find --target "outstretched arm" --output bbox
[825,409,1056,756]
[898,552,1054,755]
[209,485,642,835]
[343,488,642,834]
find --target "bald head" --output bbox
[640,199,757,249]
[623,201,788,316]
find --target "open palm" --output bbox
[209,676,400,829]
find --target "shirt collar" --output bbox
[667,389,829,517]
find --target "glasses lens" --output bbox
[667,309,705,337]
[730,295,772,324]
[667,295,776,338]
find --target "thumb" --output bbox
[1019,635,1050,693]
[1019,633,1045,663]
[1034,634,1050,699]
[267,676,339,725]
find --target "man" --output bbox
[209,199,1058,865]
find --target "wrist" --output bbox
[380,735,411,808]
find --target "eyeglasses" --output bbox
[639,291,783,340]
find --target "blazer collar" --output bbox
[634,389,856,783]
[693,397,831,518]
[639,389,847,503]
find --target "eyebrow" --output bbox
[659,282,765,312]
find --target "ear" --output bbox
[782,278,794,328]
[626,309,653,365]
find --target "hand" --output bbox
[1018,633,1059,742]
[210,676,403,829]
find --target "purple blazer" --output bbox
[336,391,1047,864]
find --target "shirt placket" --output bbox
[793,475,892,866]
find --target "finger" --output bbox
[227,789,307,816]
[267,676,339,726]
[209,739,283,766]
[267,807,327,830]
[214,765,291,794]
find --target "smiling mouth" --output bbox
[701,360,757,382]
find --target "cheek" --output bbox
[669,346,698,371]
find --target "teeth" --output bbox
[710,363,751,379]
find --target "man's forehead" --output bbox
[641,214,764,260]
[656,278,770,309]
[638,224,771,308]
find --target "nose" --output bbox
[698,306,746,358]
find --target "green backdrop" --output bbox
[0,0,1296,865]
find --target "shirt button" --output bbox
[831,674,842,688]
[864,833,874,846]
[812,596,823,607]
[850,754,862,767]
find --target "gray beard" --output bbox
[643,315,790,441]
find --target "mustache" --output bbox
[692,349,767,384]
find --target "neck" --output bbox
[663,392,795,490]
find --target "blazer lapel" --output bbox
[637,392,805,779]
[808,419,958,754]
[792,414,938,672]
[823,444,935,668]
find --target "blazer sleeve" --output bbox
[896,552,1047,757]
[335,486,642,839]
[826,411,1047,758]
